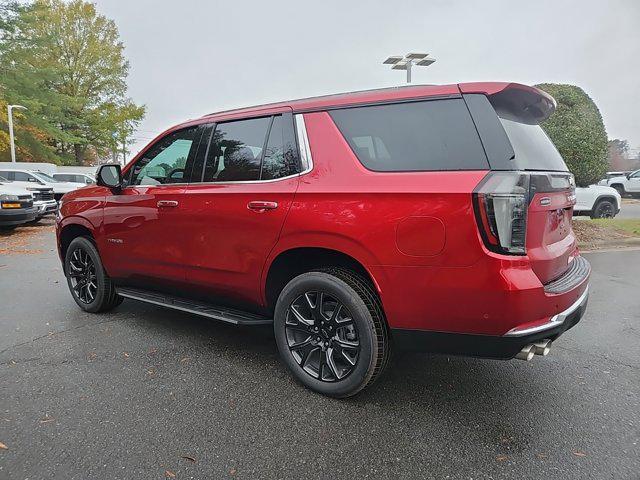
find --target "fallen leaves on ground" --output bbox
[0,442,7,450]
[39,416,55,424]
[496,455,508,462]
[573,451,587,457]
[0,220,54,256]
[180,455,196,463]
[165,470,176,478]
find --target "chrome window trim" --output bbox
[122,113,314,189]
[503,286,589,337]
[295,113,313,174]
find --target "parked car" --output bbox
[606,169,640,197]
[0,169,84,201]
[0,175,57,221]
[0,182,37,231]
[597,171,631,186]
[56,82,590,397]
[574,185,621,218]
[52,172,95,185]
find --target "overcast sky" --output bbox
[92,0,640,157]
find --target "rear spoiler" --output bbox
[459,82,556,125]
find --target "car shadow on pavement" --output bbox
[119,299,543,427]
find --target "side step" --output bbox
[116,287,272,326]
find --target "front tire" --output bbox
[64,237,122,313]
[274,268,389,397]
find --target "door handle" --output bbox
[157,200,179,208]
[247,201,278,211]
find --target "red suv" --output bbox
[56,82,590,397]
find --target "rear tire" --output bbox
[64,237,122,313]
[590,199,616,219]
[274,268,389,398]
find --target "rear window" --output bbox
[498,117,567,172]
[329,99,489,171]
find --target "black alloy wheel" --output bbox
[67,247,98,304]
[64,236,122,313]
[285,291,360,382]
[274,269,389,397]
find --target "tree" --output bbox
[535,83,608,187]
[0,0,144,164]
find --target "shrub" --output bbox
[535,83,608,187]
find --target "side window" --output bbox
[329,99,489,171]
[0,171,13,180]
[261,115,299,180]
[203,117,271,182]
[12,171,32,182]
[129,127,199,186]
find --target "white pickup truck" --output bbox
[0,169,84,202]
[606,169,640,197]
[574,185,621,218]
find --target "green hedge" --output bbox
[535,83,608,187]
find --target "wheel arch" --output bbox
[262,245,383,314]
[58,217,97,260]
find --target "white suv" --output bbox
[607,169,640,197]
[0,169,84,202]
[574,185,622,218]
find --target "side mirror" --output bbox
[96,164,122,191]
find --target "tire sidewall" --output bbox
[274,272,378,397]
[592,199,615,219]
[64,237,109,313]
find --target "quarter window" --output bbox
[329,99,489,171]
[129,127,199,186]
[261,116,298,180]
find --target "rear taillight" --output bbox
[473,172,530,255]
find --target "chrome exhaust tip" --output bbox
[533,339,552,356]
[515,344,535,361]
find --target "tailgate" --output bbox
[526,173,577,284]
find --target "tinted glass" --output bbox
[260,116,298,180]
[33,172,58,183]
[55,174,71,181]
[330,99,488,171]
[129,127,199,185]
[203,117,271,182]
[12,171,35,182]
[499,118,568,172]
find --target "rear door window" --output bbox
[329,99,489,171]
[203,117,271,182]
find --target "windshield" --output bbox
[31,171,59,183]
[499,118,568,172]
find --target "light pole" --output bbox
[7,104,27,163]
[383,53,436,84]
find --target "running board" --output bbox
[116,287,272,326]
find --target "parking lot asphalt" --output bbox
[618,199,640,219]
[0,221,638,480]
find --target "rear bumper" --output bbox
[392,286,588,358]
